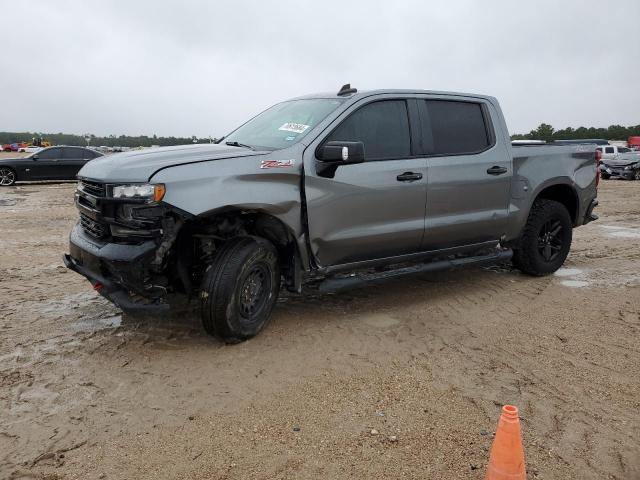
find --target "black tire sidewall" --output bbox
[226,243,279,338]
[201,238,280,342]
[514,200,573,276]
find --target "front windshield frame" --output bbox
[222,98,345,151]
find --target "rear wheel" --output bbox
[200,237,280,343]
[633,170,640,181]
[0,167,16,186]
[512,199,572,276]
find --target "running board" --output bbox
[315,249,513,293]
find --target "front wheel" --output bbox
[633,170,640,181]
[600,172,611,180]
[200,237,280,343]
[0,167,16,186]
[512,199,573,276]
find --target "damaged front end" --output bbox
[63,178,188,311]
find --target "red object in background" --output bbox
[628,136,640,150]
[2,143,27,151]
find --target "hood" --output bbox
[77,144,265,182]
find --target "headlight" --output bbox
[624,164,637,171]
[111,183,165,202]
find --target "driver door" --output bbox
[28,147,64,179]
[303,98,427,267]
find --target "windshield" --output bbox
[223,98,344,151]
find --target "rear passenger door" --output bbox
[304,98,428,266]
[57,147,86,179]
[61,147,99,179]
[418,98,512,250]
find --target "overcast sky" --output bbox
[2,0,639,137]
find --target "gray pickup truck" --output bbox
[64,85,599,342]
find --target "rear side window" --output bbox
[422,100,491,155]
[83,149,97,159]
[61,148,81,159]
[605,147,614,154]
[325,100,411,160]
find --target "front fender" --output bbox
[150,153,307,267]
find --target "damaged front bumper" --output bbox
[64,179,191,311]
[64,223,170,312]
[600,164,638,180]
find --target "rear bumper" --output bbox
[583,198,599,225]
[64,223,169,312]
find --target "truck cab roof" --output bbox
[290,87,498,104]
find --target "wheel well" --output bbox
[535,184,578,225]
[177,210,301,293]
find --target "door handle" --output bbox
[396,171,423,182]
[486,166,507,175]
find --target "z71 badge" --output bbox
[260,159,295,169]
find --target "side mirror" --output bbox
[316,141,365,178]
[32,154,39,160]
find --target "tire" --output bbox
[512,199,572,276]
[0,167,16,186]
[200,236,280,343]
[600,172,611,180]
[633,170,640,181]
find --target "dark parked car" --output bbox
[0,146,103,186]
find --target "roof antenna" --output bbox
[337,83,357,96]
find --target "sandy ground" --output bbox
[0,179,639,480]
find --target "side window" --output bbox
[619,147,630,153]
[596,147,602,152]
[423,100,491,155]
[605,147,614,154]
[324,100,411,160]
[82,149,97,159]
[36,148,60,159]
[62,148,81,159]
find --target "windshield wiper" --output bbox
[225,141,254,150]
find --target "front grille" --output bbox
[80,213,107,239]
[80,180,106,197]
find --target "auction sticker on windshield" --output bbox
[278,122,310,134]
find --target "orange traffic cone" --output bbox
[485,405,526,480]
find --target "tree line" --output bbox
[511,124,640,142]
[0,131,213,147]
[3,123,639,147]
